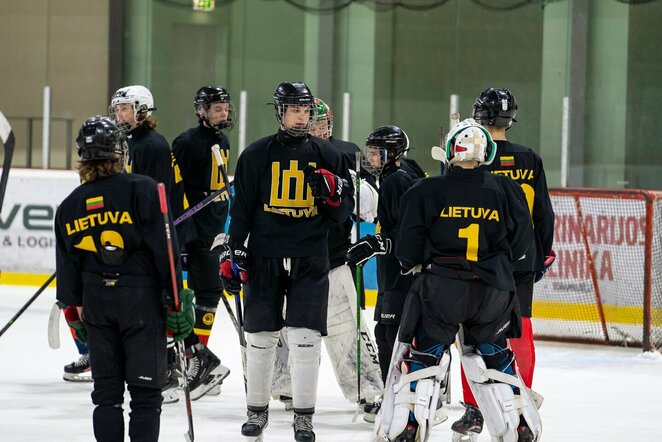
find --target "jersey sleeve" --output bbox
[54,206,83,307]
[395,182,428,271]
[377,172,411,244]
[228,147,259,245]
[532,155,555,258]
[503,178,536,265]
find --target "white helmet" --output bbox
[443,118,496,166]
[109,85,155,129]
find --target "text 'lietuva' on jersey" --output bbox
[396,167,534,292]
[229,132,354,258]
[482,140,554,273]
[172,125,231,240]
[55,173,181,307]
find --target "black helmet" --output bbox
[273,81,315,137]
[76,116,127,162]
[194,85,235,131]
[362,125,410,176]
[471,88,518,128]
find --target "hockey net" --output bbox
[532,188,662,351]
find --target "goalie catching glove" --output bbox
[346,234,391,266]
[165,288,195,342]
[219,243,249,296]
[303,165,344,207]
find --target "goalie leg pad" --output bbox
[246,331,279,409]
[461,349,542,442]
[373,341,450,442]
[288,327,322,412]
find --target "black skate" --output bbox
[161,363,182,404]
[293,413,315,442]
[362,399,381,423]
[451,403,483,442]
[187,345,230,400]
[63,353,92,382]
[241,409,268,441]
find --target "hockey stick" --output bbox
[0,272,56,338]
[0,111,15,213]
[173,179,233,227]
[157,183,194,442]
[352,150,363,422]
[47,301,66,349]
[211,145,248,392]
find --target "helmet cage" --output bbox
[444,118,496,166]
[109,85,155,131]
[310,98,334,139]
[194,87,235,131]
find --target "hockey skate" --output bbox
[161,364,182,404]
[187,345,230,400]
[451,403,483,442]
[362,399,381,423]
[242,409,268,441]
[293,413,315,442]
[63,353,92,382]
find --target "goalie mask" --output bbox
[362,125,409,176]
[109,85,155,131]
[444,118,496,167]
[76,116,128,163]
[309,98,333,140]
[471,87,518,128]
[273,81,315,137]
[194,85,235,132]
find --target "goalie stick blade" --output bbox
[47,302,61,349]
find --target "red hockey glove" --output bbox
[535,249,556,282]
[303,166,343,207]
[219,244,249,296]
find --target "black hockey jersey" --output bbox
[229,131,354,257]
[172,124,231,240]
[126,125,193,245]
[396,166,534,292]
[375,159,426,296]
[55,173,181,307]
[481,140,554,274]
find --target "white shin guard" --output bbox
[246,331,280,409]
[288,327,322,412]
[373,341,451,442]
[461,350,543,442]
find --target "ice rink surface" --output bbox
[1,285,661,441]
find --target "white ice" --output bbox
[1,285,661,441]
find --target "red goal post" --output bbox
[532,188,662,351]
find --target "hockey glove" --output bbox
[303,165,343,207]
[219,244,249,296]
[346,234,392,266]
[165,288,195,342]
[69,320,87,345]
[535,249,557,283]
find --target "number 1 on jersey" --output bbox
[458,223,479,261]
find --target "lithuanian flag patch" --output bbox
[500,155,515,167]
[86,196,104,211]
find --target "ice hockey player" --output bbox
[168,85,236,400]
[271,98,383,415]
[372,118,541,442]
[346,125,426,421]
[219,81,353,442]
[54,116,194,442]
[449,88,555,441]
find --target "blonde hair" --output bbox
[76,156,124,183]
[142,115,157,129]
